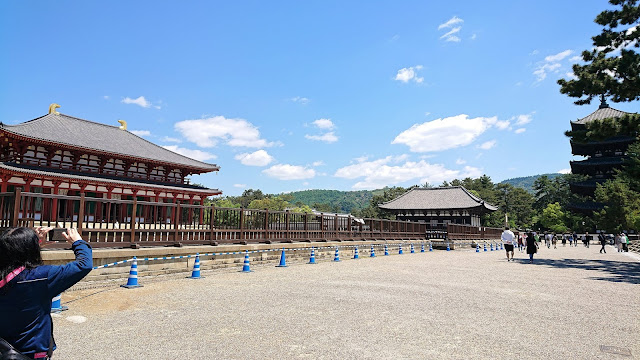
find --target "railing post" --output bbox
[321,213,325,239]
[77,192,86,233]
[264,208,269,242]
[285,210,290,242]
[11,188,21,227]
[239,208,245,241]
[130,197,137,248]
[334,213,339,240]
[348,215,352,239]
[304,212,309,240]
[210,205,215,242]
[174,201,181,244]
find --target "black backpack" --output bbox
[0,337,31,360]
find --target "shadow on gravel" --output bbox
[513,258,640,285]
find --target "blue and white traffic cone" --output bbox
[370,245,376,257]
[353,246,359,259]
[276,248,288,268]
[51,293,68,313]
[446,242,450,251]
[429,242,433,252]
[484,243,487,252]
[421,243,425,253]
[308,247,317,264]
[384,244,389,256]
[410,243,415,253]
[501,243,504,250]
[121,256,142,289]
[476,243,480,252]
[490,243,494,251]
[188,253,202,279]
[333,247,341,262]
[399,244,404,255]
[241,250,252,272]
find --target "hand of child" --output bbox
[62,228,82,244]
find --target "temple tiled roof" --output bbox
[0,113,218,171]
[378,186,498,212]
[0,162,221,195]
[571,105,635,125]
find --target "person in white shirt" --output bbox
[501,227,516,261]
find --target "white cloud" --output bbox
[334,155,482,190]
[162,145,217,162]
[290,96,310,105]
[569,55,582,63]
[122,96,151,108]
[514,128,526,134]
[494,120,511,130]
[438,16,463,30]
[392,114,498,152]
[130,130,151,137]
[233,184,247,188]
[305,132,338,143]
[312,118,335,130]
[544,50,573,62]
[263,164,316,180]
[456,158,467,165]
[234,150,274,166]
[161,136,182,143]
[175,116,273,148]
[438,16,464,42]
[515,113,533,126]
[103,95,110,100]
[534,50,574,82]
[394,66,424,83]
[478,140,496,150]
[565,72,578,80]
[312,161,325,167]
[530,50,539,56]
[470,33,477,40]
[440,27,462,42]
[558,168,571,174]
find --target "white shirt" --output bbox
[501,230,515,245]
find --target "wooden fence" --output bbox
[1,189,428,249]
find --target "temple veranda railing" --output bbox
[0,189,429,249]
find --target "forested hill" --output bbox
[287,189,375,213]
[285,173,564,213]
[498,173,563,193]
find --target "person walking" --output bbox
[552,233,558,249]
[501,227,516,262]
[568,233,573,247]
[526,231,538,263]
[545,232,552,249]
[573,232,578,247]
[622,233,629,252]
[561,234,567,247]
[584,232,590,248]
[0,227,92,359]
[517,233,524,252]
[599,232,607,254]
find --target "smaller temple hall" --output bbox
[378,186,497,228]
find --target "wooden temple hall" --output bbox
[378,186,497,229]
[0,104,221,225]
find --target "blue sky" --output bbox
[1,1,638,196]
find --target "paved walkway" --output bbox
[53,244,639,359]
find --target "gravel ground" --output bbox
[52,244,639,359]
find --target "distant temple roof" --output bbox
[0,112,219,171]
[571,99,635,125]
[378,186,498,212]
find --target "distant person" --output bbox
[568,233,573,247]
[573,232,578,247]
[552,233,558,249]
[0,227,92,359]
[622,233,629,252]
[584,232,590,248]
[517,233,524,252]
[545,232,553,249]
[526,231,538,263]
[561,234,567,247]
[615,233,623,252]
[501,227,516,262]
[599,232,607,254]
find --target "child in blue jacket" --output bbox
[0,227,92,359]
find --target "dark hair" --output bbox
[0,227,43,291]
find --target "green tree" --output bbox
[558,0,640,105]
[594,177,640,232]
[540,203,569,233]
[238,189,265,208]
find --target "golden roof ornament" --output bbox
[48,103,60,115]
[117,119,127,130]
